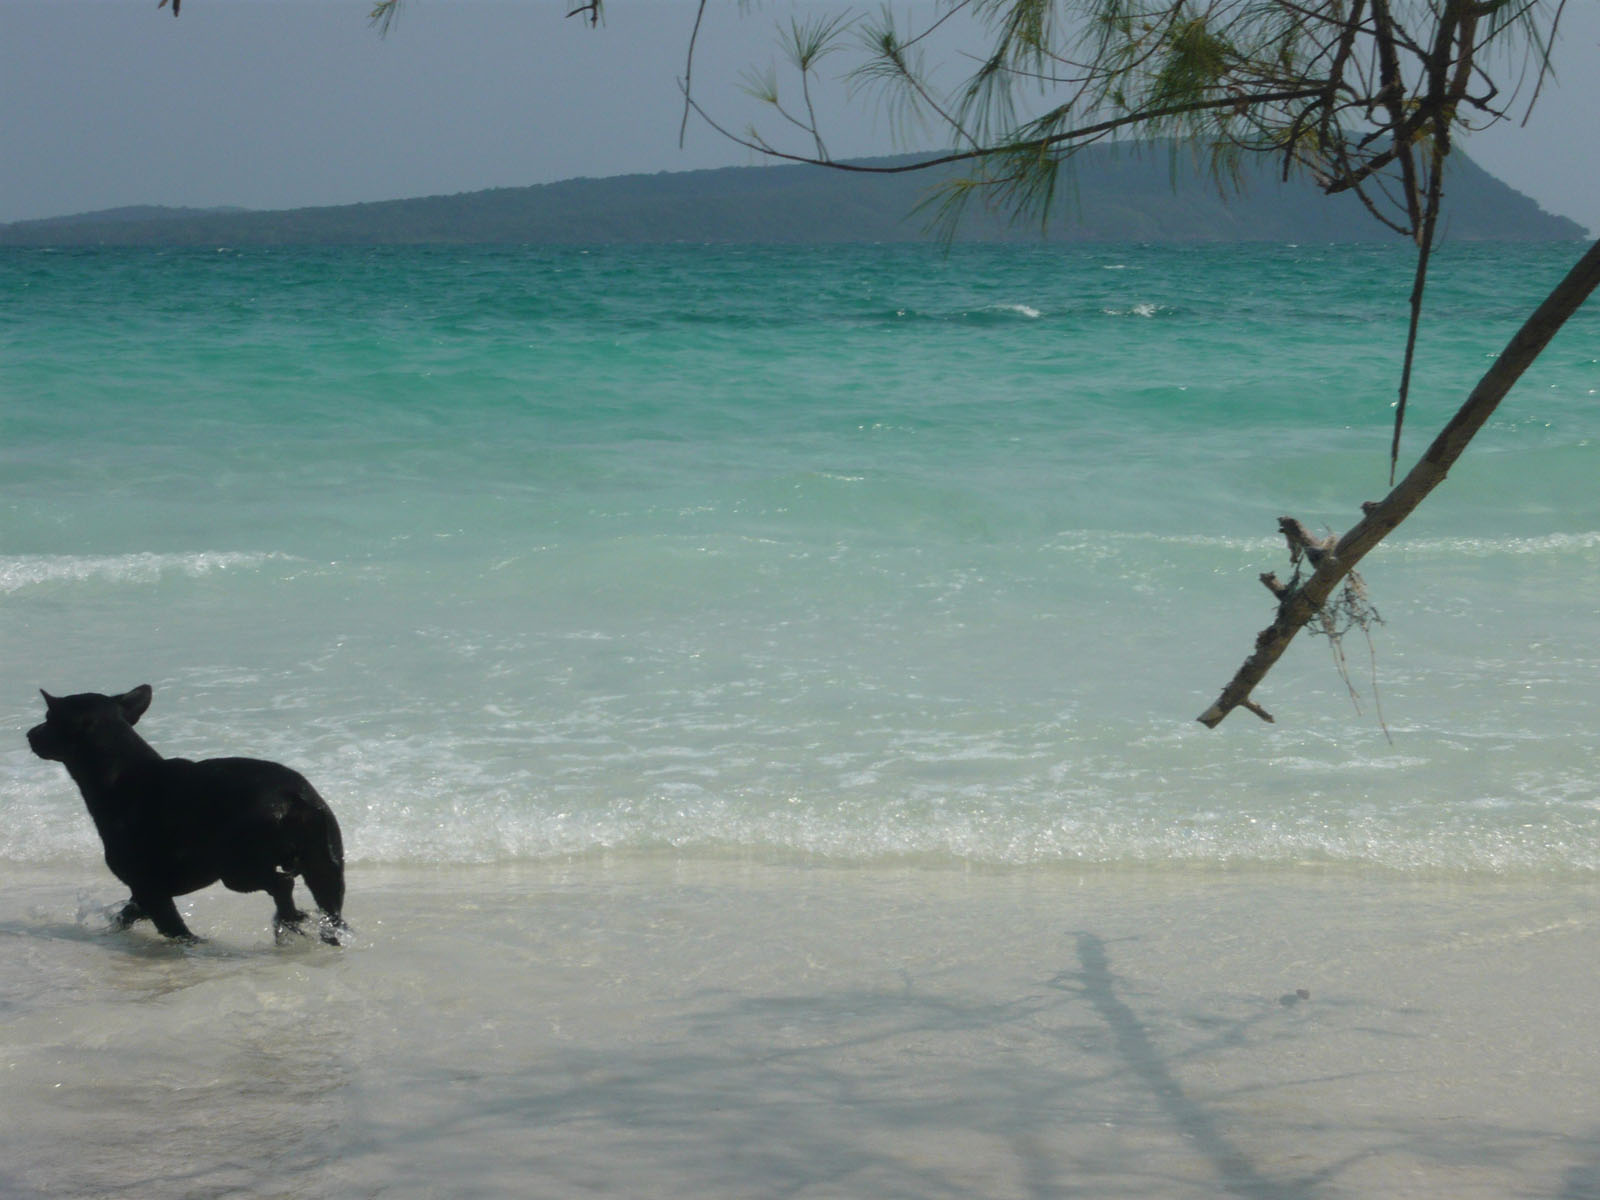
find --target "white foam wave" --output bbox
[1391,532,1600,558]
[0,551,298,594]
[1042,529,1600,560]
[1044,530,1281,555]
[990,303,1042,319]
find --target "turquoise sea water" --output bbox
[3,241,1598,873]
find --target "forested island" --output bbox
[1,145,1583,246]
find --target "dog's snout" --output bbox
[26,722,61,761]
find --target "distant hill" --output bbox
[0,145,1583,246]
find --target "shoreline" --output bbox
[3,857,1599,1198]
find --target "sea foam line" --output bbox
[1393,532,1600,558]
[986,302,1042,319]
[1044,529,1600,558]
[0,551,298,594]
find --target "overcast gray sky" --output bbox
[2,0,1595,232]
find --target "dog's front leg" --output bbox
[112,899,147,930]
[135,894,201,943]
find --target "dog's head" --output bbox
[27,685,155,762]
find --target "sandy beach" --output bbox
[2,857,1597,1199]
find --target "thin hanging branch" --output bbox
[1390,138,1445,484]
[678,0,711,148]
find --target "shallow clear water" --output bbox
[4,242,1598,873]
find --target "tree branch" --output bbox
[1198,235,1600,728]
[681,84,1328,177]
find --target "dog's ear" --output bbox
[117,685,154,725]
[40,689,60,712]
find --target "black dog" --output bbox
[27,685,347,945]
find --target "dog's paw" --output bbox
[273,915,310,946]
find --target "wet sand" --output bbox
[2,857,1598,1198]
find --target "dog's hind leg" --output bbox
[296,801,347,945]
[261,870,312,944]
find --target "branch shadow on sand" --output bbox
[1057,931,1323,1199]
[299,927,1581,1200]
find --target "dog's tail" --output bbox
[294,787,346,931]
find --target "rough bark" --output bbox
[1198,236,1600,729]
